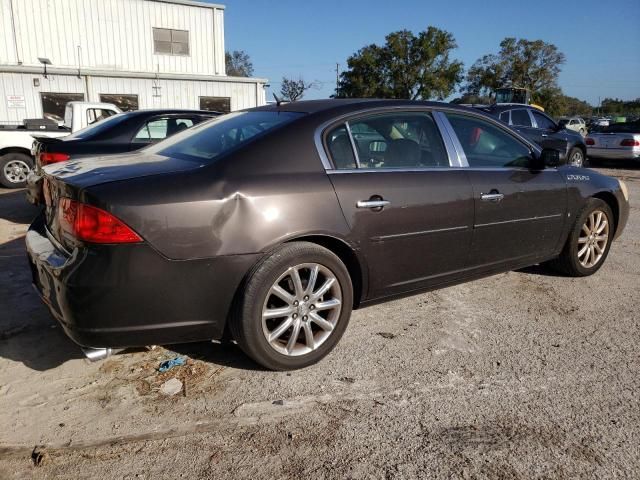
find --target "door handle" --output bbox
[480,192,504,203]
[541,134,548,137]
[356,199,390,209]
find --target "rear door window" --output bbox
[510,109,532,127]
[86,108,117,125]
[328,112,448,169]
[133,117,197,144]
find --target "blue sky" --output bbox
[218,0,640,105]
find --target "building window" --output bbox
[153,28,189,55]
[100,94,139,112]
[41,92,85,123]
[199,96,231,113]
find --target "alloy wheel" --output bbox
[3,159,30,184]
[577,210,609,268]
[261,263,342,356]
[570,150,584,167]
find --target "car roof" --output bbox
[483,103,537,114]
[250,98,480,115]
[120,109,218,117]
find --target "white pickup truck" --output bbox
[0,101,121,188]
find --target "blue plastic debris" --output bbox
[158,356,186,373]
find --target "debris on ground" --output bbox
[31,446,49,467]
[377,332,396,339]
[158,356,186,373]
[159,378,183,396]
[338,377,356,384]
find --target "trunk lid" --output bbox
[43,151,203,189]
[42,151,204,247]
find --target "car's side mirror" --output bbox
[539,148,561,168]
[530,149,560,170]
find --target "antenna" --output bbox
[273,93,284,107]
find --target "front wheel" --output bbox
[0,152,33,188]
[549,198,613,277]
[230,242,353,370]
[568,147,588,168]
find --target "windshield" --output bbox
[66,113,129,140]
[150,111,304,163]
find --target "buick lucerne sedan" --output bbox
[27,100,630,370]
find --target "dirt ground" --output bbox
[1,165,639,479]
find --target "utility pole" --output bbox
[335,63,340,95]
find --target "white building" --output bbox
[0,0,267,123]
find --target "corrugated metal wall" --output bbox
[88,76,262,111]
[0,72,264,121]
[0,71,85,122]
[0,0,267,122]
[0,0,226,76]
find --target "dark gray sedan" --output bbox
[26,100,630,370]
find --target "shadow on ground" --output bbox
[0,188,40,224]
[516,264,567,278]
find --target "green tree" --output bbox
[450,93,493,105]
[599,98,640,116]
[225,50,254,77]
[465,38,566,97]
[280,77,315,102]
[533,88,593,118]
[336,27,464,100]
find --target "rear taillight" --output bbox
[620,139,640,147]
[58,198,142,244]
[40,152,70,165]
[585,138,595,145]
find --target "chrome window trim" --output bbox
[433,111,468,167]
[327,166,464,174]
[526,109,538,128]
[344,121,361,168]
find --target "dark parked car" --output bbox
[26,109,218,204]
[26,100,629,370]
[481,104,588,167]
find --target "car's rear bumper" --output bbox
[587,147,640,160]
[26,214,260,349]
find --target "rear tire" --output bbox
[230,242,353,370]
[549,198,613,277]
[0,152,33,188]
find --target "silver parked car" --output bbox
[558,117,587,136]
[586,121,640,162]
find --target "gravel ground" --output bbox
[0,165,639,479]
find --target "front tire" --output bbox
[550,198,613,277]
[568,147,588,168]
[0,152,33,188]
[230,242,353,370]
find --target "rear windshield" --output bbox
[602,121,640,134]
[66,113,129,140]
[150,111,304,163]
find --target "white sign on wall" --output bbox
[7,95,26,109]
